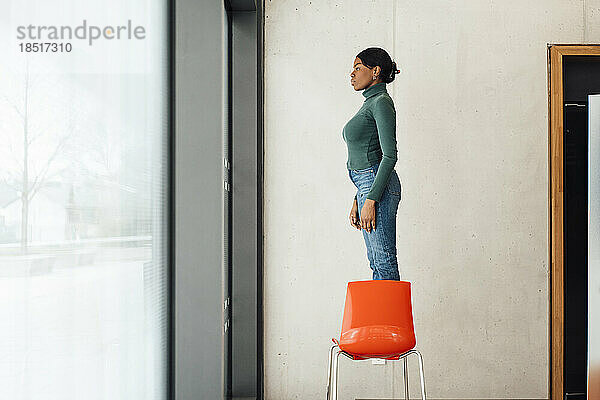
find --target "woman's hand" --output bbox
[349,199,361,230]
[360,199,376,232]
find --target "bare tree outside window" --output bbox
[1,61,77,254]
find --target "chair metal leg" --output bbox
[414,350,426,400]
[327,348,425,400]
[331,350,342,400]
[326,345,338,400]
[403,356,409,400]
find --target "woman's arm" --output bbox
[366,96,397,202]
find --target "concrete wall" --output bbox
[264,1,600,399]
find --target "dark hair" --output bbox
[356,47,400,84]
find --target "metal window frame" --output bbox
[171,0,264,399]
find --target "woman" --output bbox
[342,47,402,280]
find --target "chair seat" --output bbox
[338,324,416,358]
[328,281,426,399]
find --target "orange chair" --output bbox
[327,280,426,400]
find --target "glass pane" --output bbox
[0,2,169,399]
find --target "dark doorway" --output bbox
[562,55,600,399]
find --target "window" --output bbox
[0,2,169,399]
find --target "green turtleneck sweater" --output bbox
[342,82,397,202]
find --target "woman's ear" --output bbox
[374,66,381,77]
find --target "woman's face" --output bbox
[350,57,381,91]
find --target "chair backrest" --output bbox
[341,280,415,334]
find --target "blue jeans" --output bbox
[349,162,402,280]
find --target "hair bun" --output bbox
[391,61,400,74]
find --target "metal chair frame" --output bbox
[326,344,426,400]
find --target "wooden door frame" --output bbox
[548,44,600,400]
